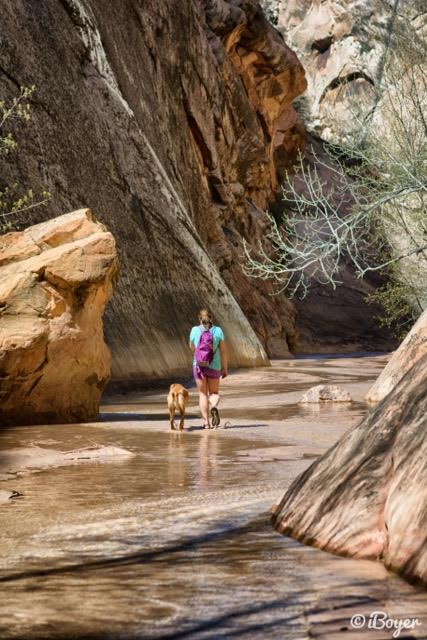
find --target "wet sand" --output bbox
[0,355,426,639]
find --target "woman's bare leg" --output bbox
[207,378,221,426]
[207,377,220,409]
[196,377,210,426]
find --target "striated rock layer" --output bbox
[0,0,307,380]
[0,210,118,426]
[366,309,427,403]
[272,354,427,586]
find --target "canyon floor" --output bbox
[1,355,426,639]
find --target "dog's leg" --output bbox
[168,393,175,430]
[178,393,185,430]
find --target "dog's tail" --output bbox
[168,386,188,411]
[175,390,188,413]
[175,393,184,413]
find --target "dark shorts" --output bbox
[193,365,222,381]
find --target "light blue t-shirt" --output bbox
[189,325,225,371]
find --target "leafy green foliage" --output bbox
[0,85,50,232]
[367,280,416,340]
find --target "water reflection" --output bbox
[196,432,219,490]
[167,432,187,489]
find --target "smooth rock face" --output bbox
[1,0,307,378]
[274,0,426,141]
[366,310,427,403]
[272,354,427,586]
[0,445,135,480]
[0,210,118,426]
[300,384,351,403]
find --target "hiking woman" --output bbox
[189,309,228,429]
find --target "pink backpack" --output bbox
[195,326,216,376]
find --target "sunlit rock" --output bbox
[0,209,118,426]
[272,0,426,142]
[300,384,352,403]
[1,0,307,373]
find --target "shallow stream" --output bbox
[1,356,426,639]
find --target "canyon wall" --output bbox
[0,0,307,381]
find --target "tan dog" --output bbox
[167,384,189,430]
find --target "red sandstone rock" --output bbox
[0,0,307,378]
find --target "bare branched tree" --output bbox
[244,6,427,329]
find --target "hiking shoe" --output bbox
[210,407,220,427]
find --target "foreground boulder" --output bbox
[366,309,427,403]
[0,209,118,426]
[272,354,427,586]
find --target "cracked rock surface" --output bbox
[274,0,427,141]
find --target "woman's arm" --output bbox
[219,340,228,378]
[189,327,195,353]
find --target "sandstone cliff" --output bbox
[272,353,427,586]
[0,210,117,426]
[274,0,426,141]
[0,0,307,380]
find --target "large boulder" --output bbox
[366,310,427,403]
[0,209,118,426]
[272,354,427,586]
[0,0,307,378]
